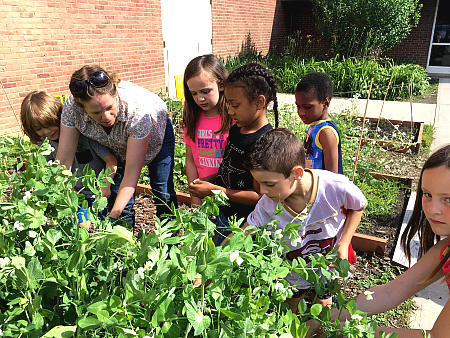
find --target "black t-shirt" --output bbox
[216,123,273,220]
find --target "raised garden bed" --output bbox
[345,116,424,154]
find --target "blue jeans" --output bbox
[216,211,231,246]
[147,118,177,218]
[108,119,177,225]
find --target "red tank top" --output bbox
[439,239,450,289]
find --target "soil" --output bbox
[347,117,420,143]
[358,187,410,259]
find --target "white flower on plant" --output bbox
[0,328,3,336]
[274,282,284,292]
[42,216,47,225]
[133,273,141,283]
[23,190,32,200]
[144,260,154,271]
[351,314,363,322]
[262,229,271,237]
[230,250,244,265]
[275,229,283,239]
[194,313,202,323]
[0,257,11,269]
[364,290,374,300]
[47,144,56,152]
[13,221,24,232]
[291,237,299,247]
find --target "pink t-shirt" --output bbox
[183,112,229,178]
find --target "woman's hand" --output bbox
[189,179,222,199]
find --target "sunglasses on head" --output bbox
[69,70,110,97]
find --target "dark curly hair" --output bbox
[295,72,333,103]
[225,63,279,128]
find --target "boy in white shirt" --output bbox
[244,128,367,311]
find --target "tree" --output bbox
[312,0,422,58]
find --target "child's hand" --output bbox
[336,242,349,261]
[189,179,217,199]
[101,185,112,198]
[190,196,203,208]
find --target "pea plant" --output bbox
[0,136,399,337]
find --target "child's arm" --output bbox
[56,125,80,170]
[189,180,261,206]
[326,238,449,338]
[318,128,339,173]
[185,145,202,207]
[101,153,117,198]
[335,207,365,260]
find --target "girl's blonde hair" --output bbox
[20,91,62,144]
[183,54,231,142]
[401,144,450,284]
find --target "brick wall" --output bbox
[211,0,281,57]
[0,0,165,137]
[383,0,436,67]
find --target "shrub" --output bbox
[311,0,422,58]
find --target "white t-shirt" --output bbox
[247,169,367,288]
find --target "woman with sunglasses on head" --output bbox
[56,65,177,225]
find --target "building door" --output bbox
[161,0,213,97]
[427,0,450,74]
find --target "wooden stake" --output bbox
[0,78,22,135]
[374,66,396,141]
[409,76,414,136]
[352,78,374,182]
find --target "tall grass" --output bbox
[223,54,430,100]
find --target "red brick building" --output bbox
[0,0,443,136]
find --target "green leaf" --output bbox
[96,309,110,322]
[194,315,211,336]
[78,316,102,330]
[109,295,122,311]
[62,170,72,176]
[298,299,307,315]
[219,309,245,320]
[11,256,26,269]
[87,301,108,315]
[229,231,244,251]
[41,325,76,338]
[276,266,289,278]
[47,228,63,246]
[310,303,322,317]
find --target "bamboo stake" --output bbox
[374,66,396,142]
[0,78,22,135]
[409,76,414,136]
[352,78,374,182]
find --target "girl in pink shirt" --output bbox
[183,54,232,207]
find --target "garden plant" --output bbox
[0,135,406,337]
